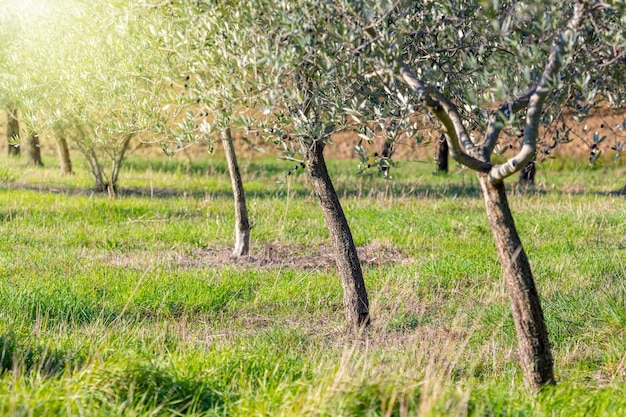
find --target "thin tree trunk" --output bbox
[24,132,44,167]
[55,137,73,175]
[221,128,250,256]
[7,108,20,157]
[304,140,370,329]
[518,159,536,187]
[109,134,133,197]
[85,148,106,192]
[478,174,554,390]
[436,134,449,174]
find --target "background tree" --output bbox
[518,160,536,187]
[22,132,43,167]
[5,107,20,157]
[0,0,169,193]
[0,2,22,158]
[435,133,449,174]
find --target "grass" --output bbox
[1,151,626,416]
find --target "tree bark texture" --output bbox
[24,132,44,167]
[222,128,251,256]
[518,160,536,187]
[7,108,20,157]
[436,134,449,174]
[55,137,73,175]
[478,174,554,390]
[304,140,370,328]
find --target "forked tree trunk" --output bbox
[478,174,554,390]
[221,128,250,256]
[436,134,449,174]
[7,108,20,157]
[55,137,73,175]
[304,140,370,329]
[24,132,44,167]
[518,160,536,187]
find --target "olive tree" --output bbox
[154,2,260,256]
[54,1,171,194]
[161,0,401,327]
[355,0,625,389]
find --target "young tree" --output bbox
[155,2,257,256]
[162,0,379,326]
[51,123,73,175]
[358,0,625,389]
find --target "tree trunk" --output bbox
[109,134,133,197]
[518,160,536,187]
[24,132,44,167]
[379,139,393,158]
[85,148,107,193]
[55,137,73,175]
[478,174,554,390]
[221,128,250,256]
[436,134,449,174]
[7,108,20,157]
[304,140,370,329]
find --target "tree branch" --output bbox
[488,2,590,183]
[399,64,492,172]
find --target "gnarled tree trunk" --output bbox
[478,174,554,389]
[24,132,44,167]
[304,139,370,329]
[7,108,20,157]
[221,128,250,256]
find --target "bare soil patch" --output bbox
[107,241,412,271]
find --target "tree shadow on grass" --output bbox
[4,179,625,201]
[1,180,484,200]
[8,287,119,327]
[0,331,84,377]
[113,361,232,414]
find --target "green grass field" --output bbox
[1,152,625,416]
